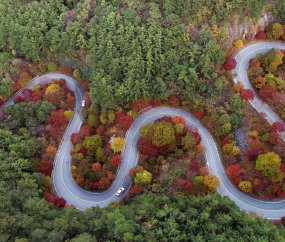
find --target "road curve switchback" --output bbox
[1,42,285,218]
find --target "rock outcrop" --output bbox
[227,11,277,41]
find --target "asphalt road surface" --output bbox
[2,44,285,218]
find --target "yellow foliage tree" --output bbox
[256,152,283,182]
[134,170,152,185]
[234,40,243,49]
[64,110,74,121]
[222,143,240,156]
[45,84,61,95]
[110,137,127,153]
[204,175,220,191]
[238,181,252,193]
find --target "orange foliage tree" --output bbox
[92,162,101,172]
[172,116,186,125]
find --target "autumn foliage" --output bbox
[118,115,133,130]
[240,89,254,101]
[272,122,285,132]
[54,197,66,207]
[172,116,186,125]
[223,59,237,71]
[226,164,244,178]
[40,161,53,176]
[137,138,158,157]
[92,162,101,172]
[48,109,68,126]
[256,31,267,40]
[110,155,122,167]
[249,139,262,151]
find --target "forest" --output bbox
[2,0,285,241]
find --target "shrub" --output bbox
[54,197,66,207]
[134,170,152,185]
[256,31,267,40]
[12,58,23,67]
[235,177,242,184]
[223,59,237,71]
[168,96,180,106]
[272,121,285,132]
[256,152,283,182]
[234,40,243,49]
[149,121,175,147]
[248,139,262,151]
[247,150,258,161]
[266,23,283,39]
[110,137,127,152]
[226,164,243,178]
[110,155,122,167]
[66,96,75,104]
[98,178,111,189]
[118,115,133,130]
[222,144,240,156]
[45,84,61,95]
[189,161,200,172]
[193,176,204,185]
[137,138,158,157]
[64,110,74,120]
[47,62,59,72]
[172,116,186,125]
[73,69,82,78]
[96,125,107,136]
[238,181,252,193]
[92,162,101,172]
[204,175,220,191]
[240,89,254,101]
[13,95,23,104]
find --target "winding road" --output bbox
[1,42,285,218]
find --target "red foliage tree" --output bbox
[13,95,23,104]
[247,150,258,161]
[151,99,162,106]
[82,81,89,92]
[235,177,242,184]
[137,138,158,157]
[193,132,201,144]
[66,96,75,104]
[130,97,151,112]
[78,146,88,157]
[57,78,66,87]
[98,178,111,189]
[168,96,180,107]
[93,182,99,189]
[54,197,66,207]
[249,58,261,67]
[185,182,192,189]
[92,162,101,172]
[256,31,267,40]
[80,125,93,137]
[110,155,122,167]
[130,185,145,195]
[268,131,278,144]
[0,98,3,106]
[189,161,200,172]
[118,115,133,130]
[96,125,107,136]
[223,59,237,71]
[241,89,254,101]
[249,139,262,151]
[262,149,269,154]
[44,193,54,203]
[154,116,174,124]
[41,153,55,162]
[172,179,179,187]
[272,121,285,132]
[71,132,85,146]
[226,164,243,178]
[221,136,229,146]
[40,161,53,176]
[259,86,277,101]
[48,109,68,126]
[192,109,205,119]
[21,88,33,100]
[115,110,127,120]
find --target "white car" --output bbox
[116,187,125,196]
[81,100,85,107]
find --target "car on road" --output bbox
[82,100,85,107]
[116,187,125,196]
